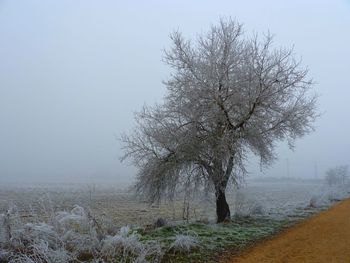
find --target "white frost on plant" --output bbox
[119,225,131,237]
[24,222,59,248]
[56,205,88,226]
[169,232,199,252]
[101,226,142,258]
[233,192,266,217]
[101,226,162,262]
[0,203,163,263]
[0,214,7,243]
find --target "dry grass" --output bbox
[1,180,344,262]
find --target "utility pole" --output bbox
[286,158,290,178]
[314,161,318,179]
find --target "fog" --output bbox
[0,0,349,186]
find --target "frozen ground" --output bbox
[1,178,348,263]
[233,180,325,219]
[0,179,331,226]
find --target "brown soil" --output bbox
[224,199,350,263]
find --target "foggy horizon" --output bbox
[1,0,350,186]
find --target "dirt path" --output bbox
[224,199,350,263]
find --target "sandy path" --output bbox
[225,199,350,263]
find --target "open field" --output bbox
[1,179,349,262]
[0,179,328,226]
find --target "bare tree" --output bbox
[325,165,349,186]
[121,19,318,223]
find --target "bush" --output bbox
[169,232,199,252]
[233,192,265,217]
[0,203,163,263]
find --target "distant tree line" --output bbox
[325,165,349,186]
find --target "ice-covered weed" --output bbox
[6,239,72,263]
[309,195,321,208]
[119,225,131,237]
[0,213,10,243]
[325,186,347,202]
[8,254,37,263]
[233,192,265,217]
[100,214,117,235]
[61,228,100,259]
[0,203,163,263]
[101,226,162,262]
[169,232,199,252]
[0,249,10,261]
[23,222,60,248]
[309,194,329,208]
[309,184,350,208]
[56,205,88,229]
[132,241,162,263]
[101,226,143,259]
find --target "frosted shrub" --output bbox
[309,194,329,208]
[100,214,118,235]
[119,225,131,237]
[101,226,162,262]
[233,193,265,217]
[0,249,10,262]
[309,184,350,208]
[39,246,72,263]
[101,226,142,259]
[55,205,89,231]
[5,219,70,263]
[61,229,100,260]
[3,222,59,262]
[38,195,55,222]
[0,203,163,263]
[14,240,71,263]
[325,187,346,202]
[25,223,59,247]
[8,254,37,263]
[0,213,10,243]
[169,232,199,252]
[132,241,162,263]
[53,205,100,259]
[250,203,265,215]
[309,194,333,208]
[102,233,140,259]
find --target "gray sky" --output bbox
[0,0,349,185]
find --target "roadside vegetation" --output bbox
[1,177,349,263]
[0,201,292,262]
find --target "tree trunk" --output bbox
[215,188,230,223]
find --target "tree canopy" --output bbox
[121,19,318,222]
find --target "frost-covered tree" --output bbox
[121,19,318,223]
[325,165,349,186]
